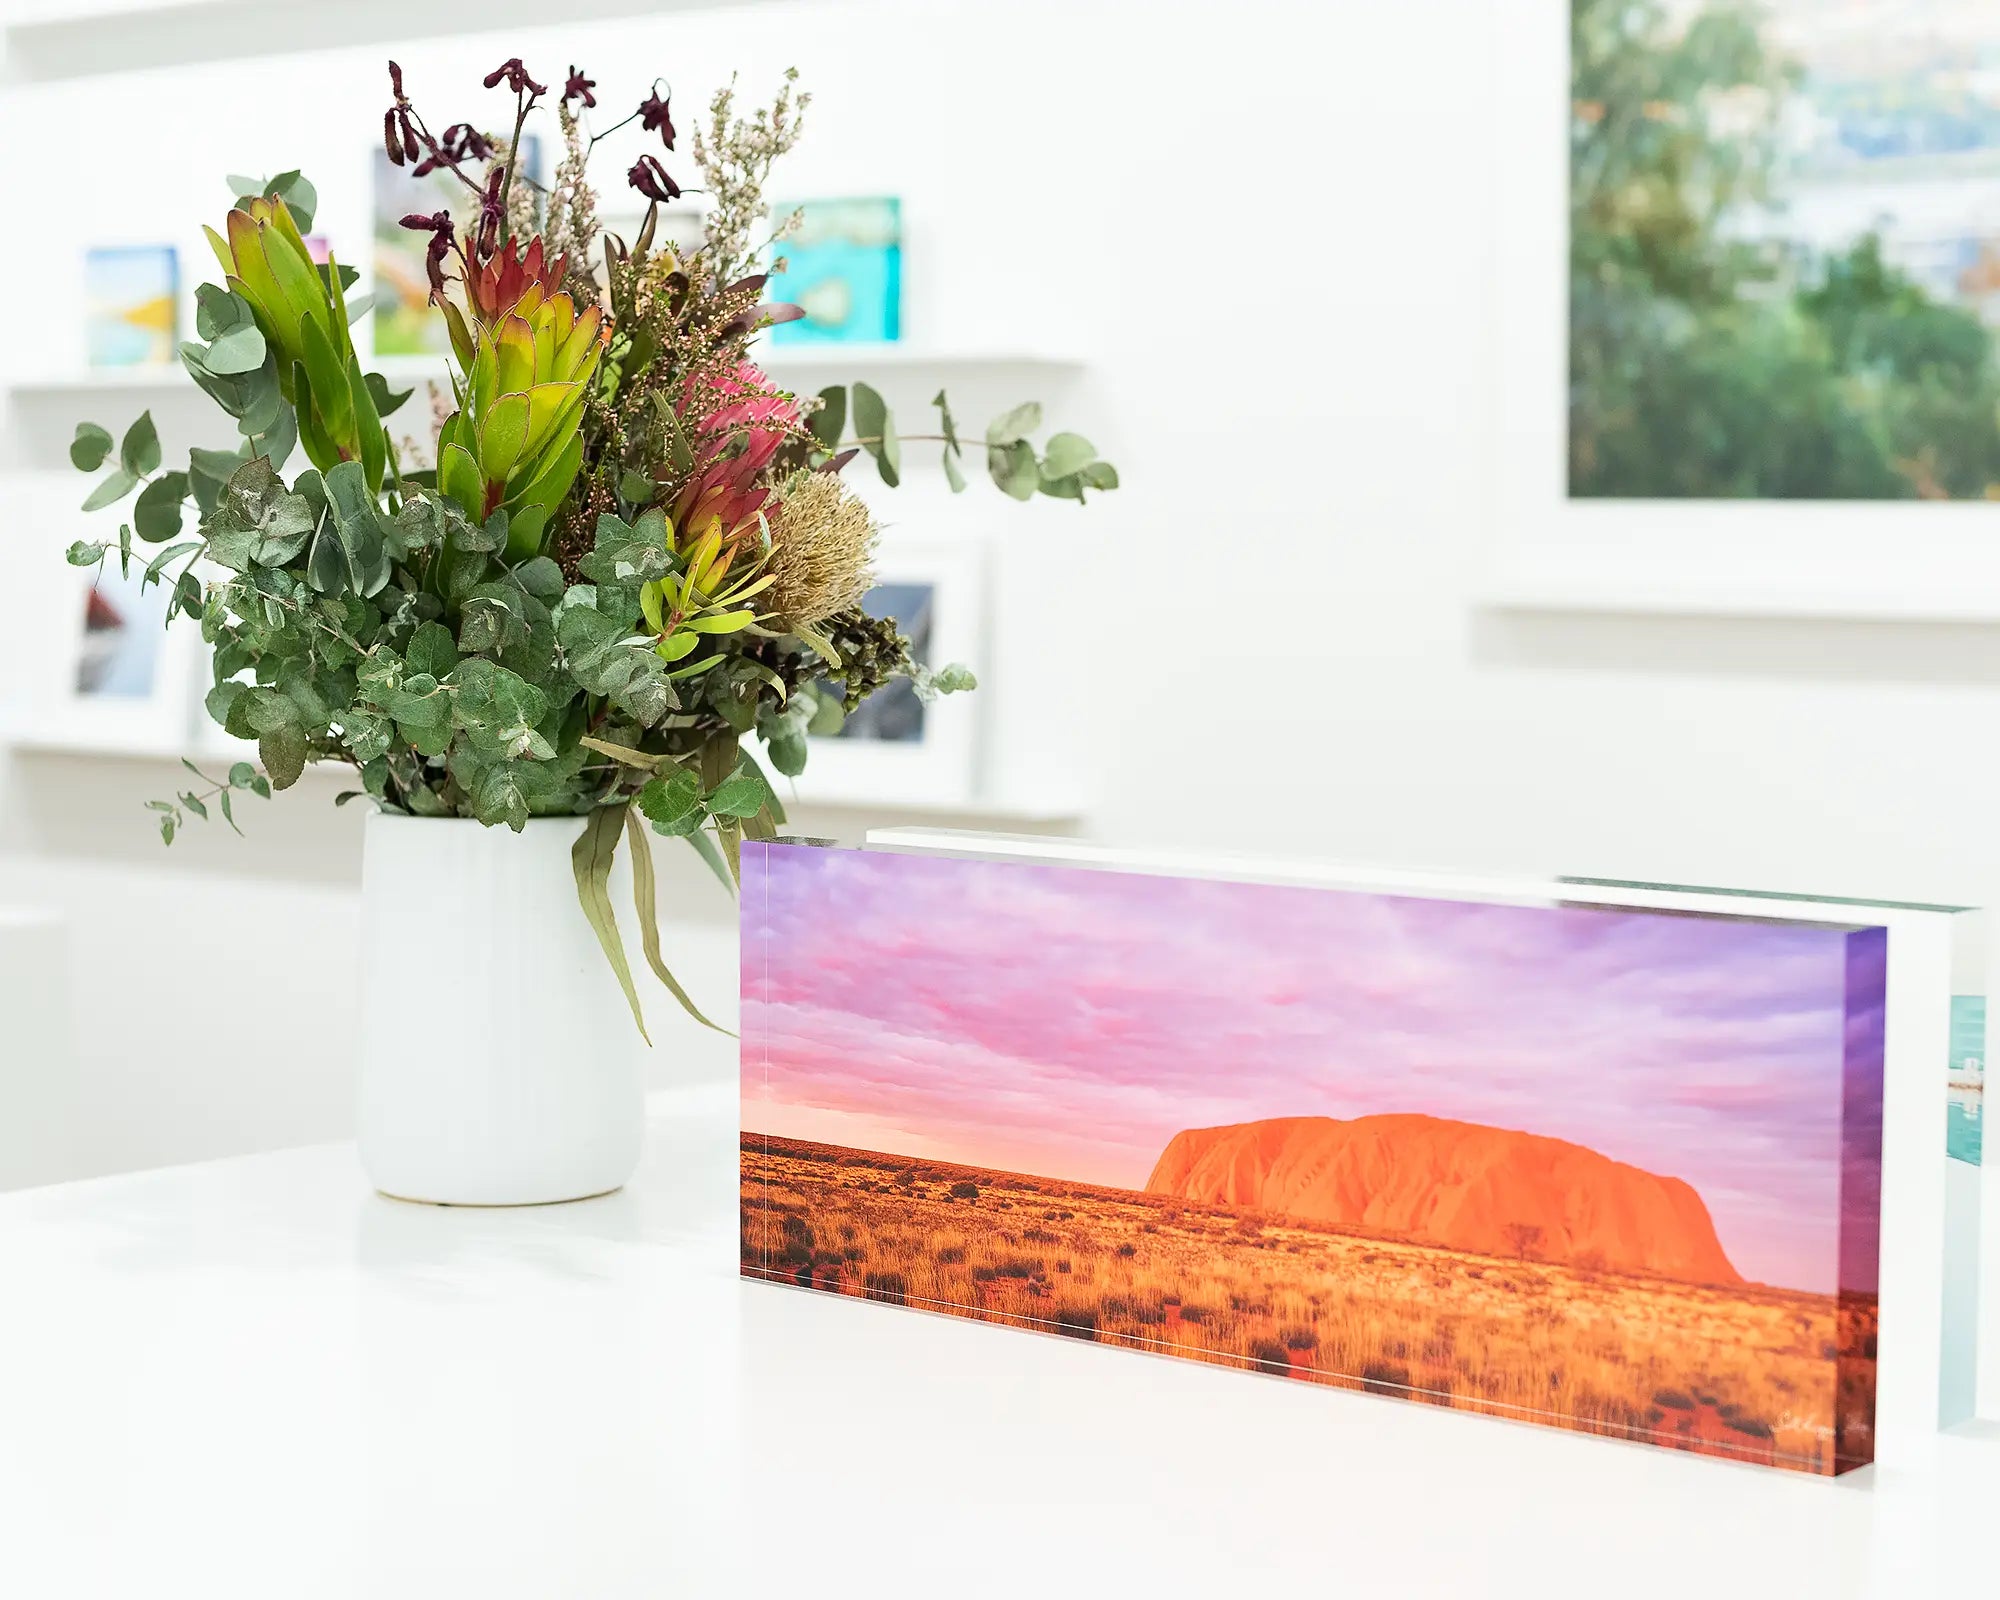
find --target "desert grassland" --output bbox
[742,1135,1875,1475]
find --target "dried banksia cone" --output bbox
[767,471,877,626]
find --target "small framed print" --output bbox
[782,531,985,809]
[1,474,200,757]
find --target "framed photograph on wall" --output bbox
[1491,0,2000,618]
[780,532,985,809]
[0,475,200,756]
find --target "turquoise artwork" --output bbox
[1947,995,1983,1166]
[85,246,177,367]
[770,197,901,345]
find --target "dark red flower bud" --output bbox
[628,154,681,204]
[476,163,507,257]
[440,123,495,162]
[383,107,405,167]
[399,109,421,164]
[388,59,406,101]
[483,57,547,97]
[637,86,676,150]
[564,66,597,108]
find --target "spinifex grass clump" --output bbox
[64,56,1115,1036]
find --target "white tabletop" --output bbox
[1,1080,1995,1598]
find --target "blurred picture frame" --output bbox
[770,197,902,346]
[781,530,984,809]
[85,245,178,369]
[373,137,541,357]
[1488,0,2000,620]
[0,476,200,757]
[598,203,710,267]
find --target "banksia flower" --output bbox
[766,471,876,626]
[205,194,386,487]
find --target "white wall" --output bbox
[4,0,1999,1179]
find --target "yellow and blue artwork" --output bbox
[86,246,177,368]
[771,197,901,345]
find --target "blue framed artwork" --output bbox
[771,197,901,345]
[1948,995,1983,1166]
[85,246,178,368]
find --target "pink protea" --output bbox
[673,361,803,550]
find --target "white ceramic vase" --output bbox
[357,811,646,1205]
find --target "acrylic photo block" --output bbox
[740,840,1891,1475]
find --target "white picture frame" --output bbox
[0,473,201,757]
[1488,0,2000,620]
[777,528,986,810]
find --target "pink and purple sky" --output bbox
[741,847,1884,1294]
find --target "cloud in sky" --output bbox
[742,847,1881,1293]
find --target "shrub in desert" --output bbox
[993,1257,1041,1280]
[1251,1341,1293,1375]
[1282,1326,1319,1355]
[779,1216,815,1266]
[1651,1389,1695,1412]
[1114,1243,1138,1260]
[936,1246,967,1266]
[863,1272,909,1306]
[1361,1360,1413,1395]
[949,1182,980,1201]
[1048,1305,1099,1341]
[1054,1260,1073,1274]
[972,1266,997,1283]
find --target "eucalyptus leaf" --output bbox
[636,765,703,834]
[69,423,113,472]
[362,371,413,419]
[119,412,161,477]
[571,806,650,1045]
[203,323,268,376]
[811,385,847,451]
[82,468,139,513]
[259,723,308,789]
[984,401,1042,446]
[684,828,737,897]
[1041,432,1098,479]
[987,438,1039,500]
[624,809,733,1035]
[133,473,189,542]
[850,383,900,487]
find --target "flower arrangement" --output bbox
[65,58,1115,1034]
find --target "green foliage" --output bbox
[1570,0,2000,499]
[63,70,1115,1039]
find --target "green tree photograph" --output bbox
[1570,0,2000,500]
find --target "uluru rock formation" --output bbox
[1145,1114,1741,1285]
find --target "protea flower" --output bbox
[433,236,606,558]
[204,195,386,487]
[667,363,803,585]
[637,513,776,675]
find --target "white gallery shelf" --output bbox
[5,346,1084,403]
[0,731,1084,826]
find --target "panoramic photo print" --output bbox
[741,845,1886,1473]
